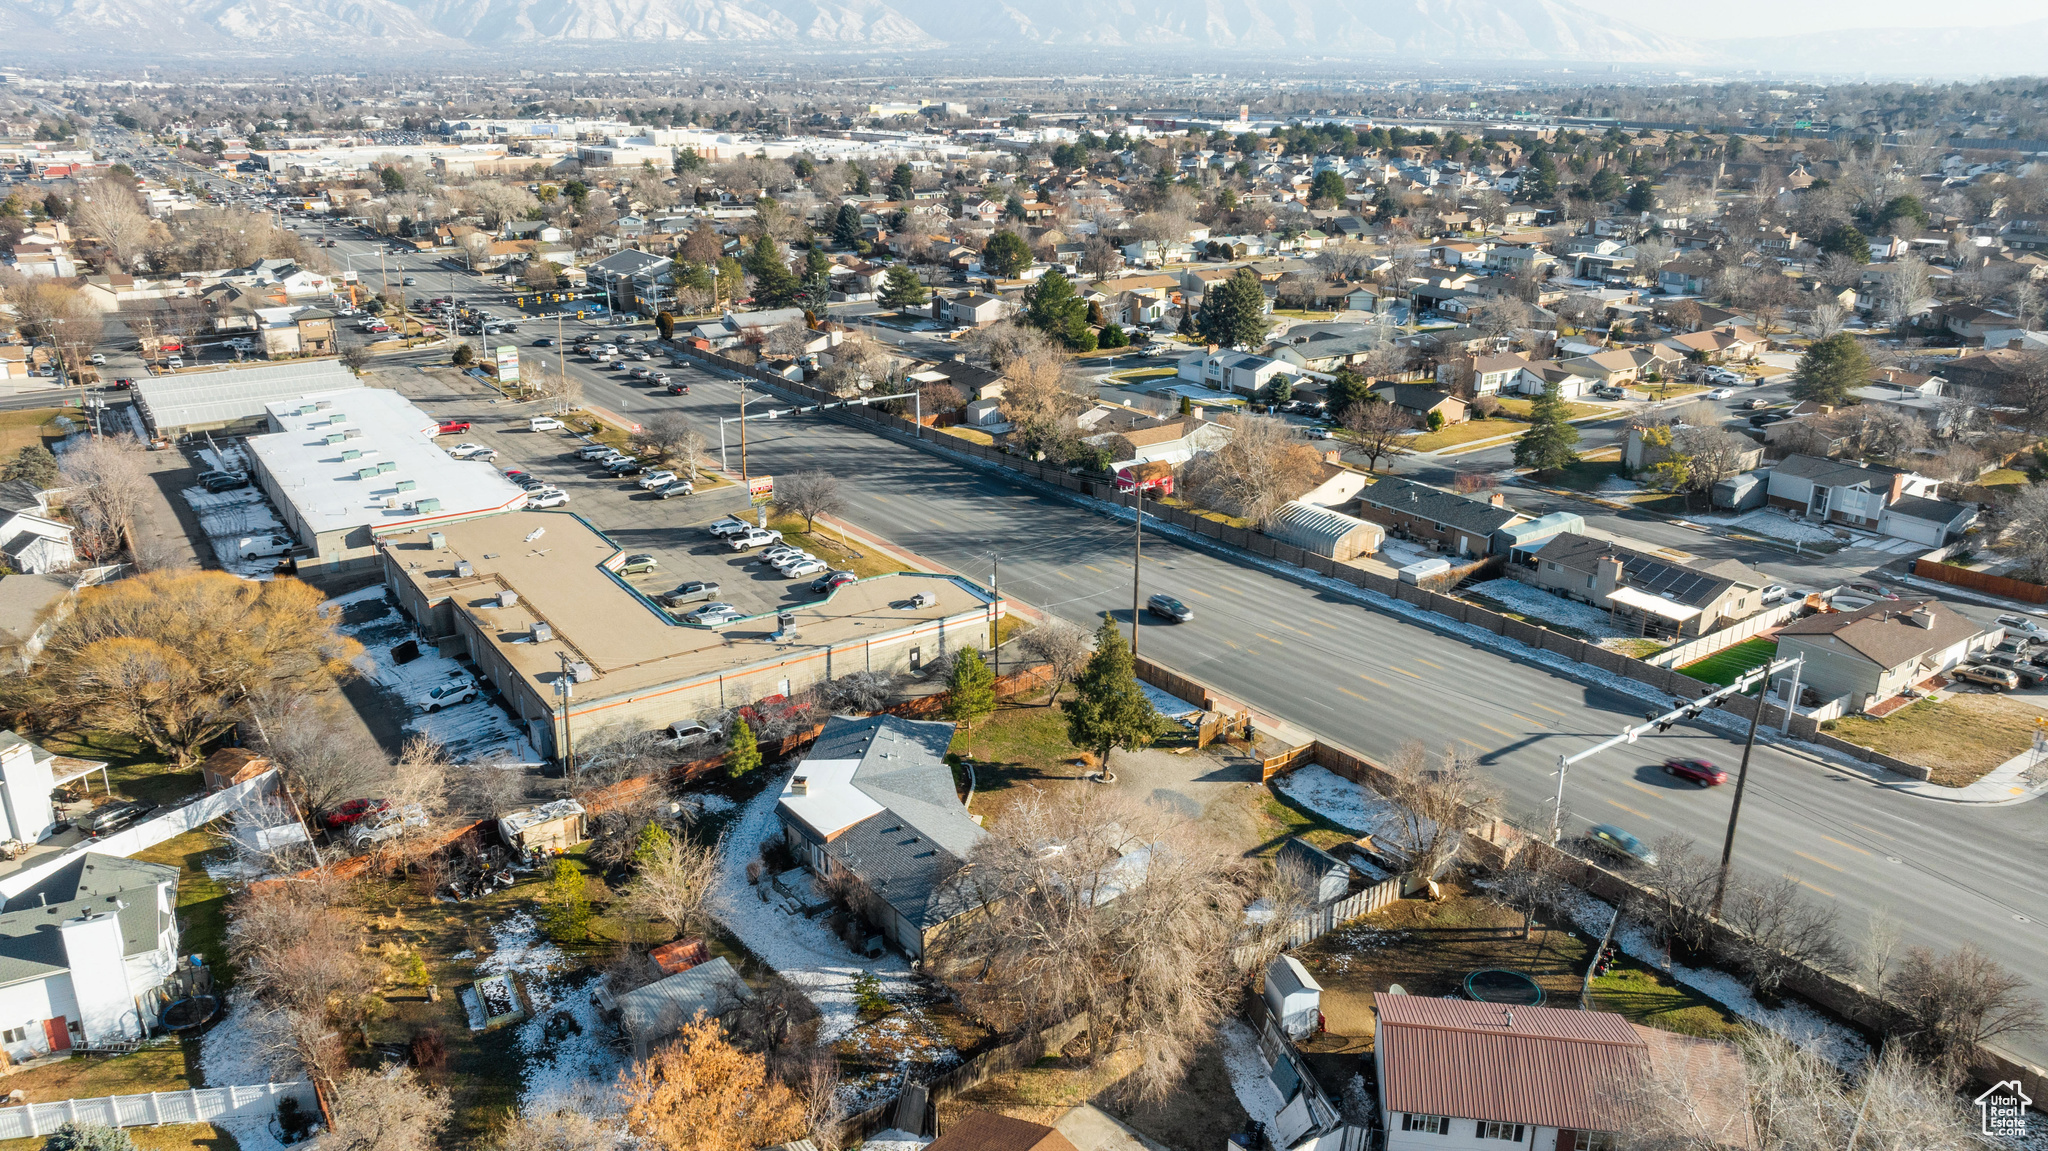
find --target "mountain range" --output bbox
[2,0,1707,62]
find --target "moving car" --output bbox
[617,554,659,575]
[684,603,744,626]
[1743,397,1771,410]
[1662,758,1730,787]
[658,581,722,607]
[88,353,106,366]
[1585,824,1657,866]
[401,276,417,286]
[666,382,691,395]
[533,336,554,347]
[1955,665,2019,691]
[1147,594,1194,623]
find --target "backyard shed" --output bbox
[1264,953,1323,1041]
[1262,500,1383,561]
[1713,471,1769,511]
[497,799,585,855]
[617,955,753,1060]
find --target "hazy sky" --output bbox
[1568,0,2033,37]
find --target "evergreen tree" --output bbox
[943,648,997,733]
[3,445,60,489]
[725,719,760,779]
[1176,309,1197,338]
[747,233,799,309]
[879,265,929,310]
[1024,268,1091,349]
[849,164,871,195]
[1309,169,1347,205]
[1061,618,1164,781]
[1005,193,1028,222]
[1625,180,1656,213]
[541,859,590,943]
[632,821,675,868]
[891,162,917,193]
[1790,333,1871,406]
[1197,268,1271,349]
[1099,323,1128,348]
[43,1123,135,1151]
[1820,223,1872,263]
[1528,150,1560,200]
[981,231,1032,279]
[1326,366,1377,419]
[1587,168,1626,202]
[803,246,833,282]
[1511,380,1581,473]
[831,202,863,248]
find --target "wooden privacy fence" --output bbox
[1914,558,2048,604]
[1232,877,1402,967]
[0,1083,314,1140]
[837,1013,1094,1145]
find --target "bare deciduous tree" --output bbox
[623,833,726,939]
[1629,835,1724,958]
[1344,400,1415,472]
[58,433,149,563]
[1179,413,1328,526]
[325,1067,451,1151]
[774,469,847,532]
[1857,904,1904,990]
[490,1107,620,1151]
[1383,742,1500,883]
[1716,872,1844,998]
[1804,301,1847,340]
[1887,943,2045,1073]
[73,179,162,270]
[1018,617,1094,705]
[630,413,708,476]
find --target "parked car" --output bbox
[668,719,722,743]
[514,476,547,490]
[435,421,471,435]
[606,459,645,476]
[1706,388,1735,400]
[1749,412,1790,427]
[781,558,827,578]
[1585,824,1658,866]
[416,681,479,712]
[579,443,622,461]
[638,470,678,490]
[2018,666,2048,689]
[769,550,818,571]
[82,800,159,838]
[350,803,427,846]
[447,442,489,458]
[237,534,296,560]
[1761,584,1788,603]
[1955,665,2020,691]
[1662,758,1730,787]
[617,554,659,575]
[658,581,721,607]
[1147,594,1194,623]
[88,353,106,366]
[526,488,570,508]
[1997,614,2047,640]
[1845,580,1898,600]
[320,798,385,830]
[1977,651,2025,670]
[812,570,858,593]
[530,417,565,432]
[707,517,752,538]
[201,472,250,493]
[684,603,744,626]
[727,528,783,551]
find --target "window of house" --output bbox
[1572,1134,1617,1151]
[1400,1114,1449,1134]
[0,1027,23,1044]
[1479,1122,1526,1141]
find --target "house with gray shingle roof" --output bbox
[0,852,182,1060]
[775,715,982,959]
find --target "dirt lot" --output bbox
[938,1036,1249,1151]
[1289,881,1742,1088]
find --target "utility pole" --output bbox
[738,380,750,480]
[555,652,577,777]
[991,554,1000,679]
[1713,654,1802,916]
[1130,484,1143,658]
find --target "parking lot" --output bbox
[386,365,853,623]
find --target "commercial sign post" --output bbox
[749,475,774,528]
[495,346,519,385]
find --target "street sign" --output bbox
[748,475,775,507]
[495,346,520,384]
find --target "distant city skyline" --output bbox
[1574,0,2029,39]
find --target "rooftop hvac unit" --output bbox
[344,428,364,440]
[570,661,595,683]
[384,496,399,509]
[329,413,347,425]
[532,621,553,643]
[326,433,346,445]
[314,399,334,409]
[415,497,442,513]
[395,479,417,493]
[298,404,316,415]
[358,466,379,480]
[455,560,473,577]
[499,590,519,607]
[377,460,396,473]
[429,531,447,549]
[341,449,361,461]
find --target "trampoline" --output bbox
[1464,969,1546,1006]
[160,994,221,1031]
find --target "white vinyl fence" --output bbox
[0,1082,314,1139]
[0,770,284,900]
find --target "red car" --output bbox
[1663,758,1730,787]
[321,798,386,829]
[435,421,471,435]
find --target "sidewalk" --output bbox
[1880,746,2048,805]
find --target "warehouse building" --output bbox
[379,511,1002,759]
[245,388,526,578]
[132,360,361,437]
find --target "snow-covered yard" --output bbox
[480,911,627,1120]
[1466,578,1624,639]
[1271,764,1423,842]
[321,585,541,764]
[1703,510,1842,547]
[1216,1019,1284,1132]
[182,483,292,579]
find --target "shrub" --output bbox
[852,970,889,1016]
[43,1124,135,1151]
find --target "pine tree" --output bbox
[1790,333,1871,406]
[803,245,833,282]
[1176,309,1197,337]
[832,202,863,248]
[1326,366,1375,419]
[879,264,928,310]
[891,162,917,193]
[632,821,675,868]
[747,233,799,309]
[1511,379,1582,473]
[1024,268,1090,349]
[1061,618,1164,782]
[725,719,761,779]
[982,231,1032,279]
[944,648,997,733]
[1196,268,1270,349]
[849,164,872,195]
[541,859,590,943]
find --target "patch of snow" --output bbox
[861,1131,932,1151]
[1217,1019,1283,1131]
[683,792,736,817]
[1597,475,1641,494]
[213,1116,288,1151]
[1137,680,1202,724]
[1467,578,1623,639]
[471,912,625,1117]
[1701,510,1841,546]
[199,992,282,1087]
[711,769,926,1042]
[1271,764,1420,841]
[1546,883,1870,1067]
[181,484,290,580]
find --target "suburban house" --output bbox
[774,715,983,959]
[0,731,109,846]
[1623,417,1765,475]
[1774,599,1989,713]
[1354,478,1525,559]
[1763,455,1941,533]
[0,509,75,575]
[1374,993,1756,1151]
[0,854,185,1061]
[940,293,1008,327]
[1513,361,1600,399]
[1177,349,1296,398]
[1658,324,1764,364]
[1086,416,1232,471]
[1438,352,1531,396]
[1370,383,1469,426]
[1507,531,1769,639]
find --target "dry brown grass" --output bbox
[1829,690,2038,787]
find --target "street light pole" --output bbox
[991,554,1000,678]
[1130,483,1143,658]
[556,652,577,776]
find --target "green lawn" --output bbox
[1491,395,1609,422]
[1547,457,1624,491]
[1108,367,1178,384]
[1978,468,2028,487]
[132,826,235,993]
[1405,418,1527,453]
[40,731,208,809]
[1680,638,1778,687]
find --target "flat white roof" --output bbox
[1607,586,1704,622]
[777,760,881,840]
[246,387,526,540]
[134,360,362,432]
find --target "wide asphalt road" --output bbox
[360,238,2048,1067]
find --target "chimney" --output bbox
[1487,492,1507,507]
[1596,555,1625,598]
[2012,339,2026,351]
[791,776,809,796]
[1324,449,1343,464]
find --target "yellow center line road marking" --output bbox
[1607,799,1650,820]
[1083,564,1103,574]
[1791,850,1847,874]
[1219,583,1244,595]
[1416,657,1444,670]
[1460,738,1487,752]
[1359,674,1390,688]
[1057,570,1074,581]
[1624,781,1664,799]
[1310,617,1339,630]
[1477,722,1515,739]
[1509,712,1544,728]
[1788,876,1837,899]
[1185,588,1214,599]
[1392,667,1426,680]
[928,518,947,528]
[1338,687,1371,703]
[1819,835,1872,857]
[1531,702,1571,718]
[1254,633,1285,646]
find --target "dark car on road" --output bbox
[1146,594,1193,623]
[666,382,691,395]
[1586,824,1657,866]
[1662,758,1730,787]
[533,336,554,347]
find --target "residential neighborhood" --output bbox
[0,39,2042,1151]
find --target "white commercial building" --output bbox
[245,387,526,578]
[133,360,364,437]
